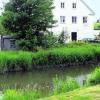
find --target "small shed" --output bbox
[0,35,18,51]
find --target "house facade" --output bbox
[50,0,95,41]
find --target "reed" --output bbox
[0,43,100,73]
[87,67,100,86]
[3,89,42,100]
[53,76,80,95]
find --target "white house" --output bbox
[50,0,95,41]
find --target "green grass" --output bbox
[0,51,33,73]
[3,89,42,100]
[87,67,100,86]
[3,85,100,100]
[39,85,100,100]
[0,43,100,73]
[53,76,80,95]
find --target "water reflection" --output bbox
[0,64,98,92]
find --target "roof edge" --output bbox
[80,0,95,15]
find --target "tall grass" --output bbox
[0,51,33,73]
[3,89,42,100]
[0,43,100,73]
[86,67,100,86]
[3,77,80,100]
[53,76,80,95]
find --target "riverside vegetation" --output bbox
[2,67,100,100]
[0,43,99,73]
[0,43,100,73]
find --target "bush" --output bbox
[53,76,80,95]
[86,67,100,86]
[39,32,58,48]
[18,37,38,51]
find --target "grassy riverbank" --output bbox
[0,43,100,73]
[3,85,100,100]
[2,67,100,100]
[39,85,100,100]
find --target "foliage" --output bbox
[3,89,42,100]
[94,22,100,30]
[40,33,58,48]
[0,16,7,35]
[0,43,100,73]
[17,36,38,51]
[53,76,80,95]
[58,31,69,44]
[87,67,100,86]
[2,0,55,50]
[3,84,100,100]
[0,51,33,73]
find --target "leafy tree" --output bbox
[0,16,7,35]
[2,0,55,50]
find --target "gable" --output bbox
[80,0,95,15]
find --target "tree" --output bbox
[2,0,55,50]
[0,16,7,35]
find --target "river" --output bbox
[0,64,99,95]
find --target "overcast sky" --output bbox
[0,0,100,21]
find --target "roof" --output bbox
[80,0,95,15]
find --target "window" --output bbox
[72,3,76,8]
[60,16,66,23]
[72,16,77,23]
[61,2,65,8]
[10,39,16,48]
[83,17,87,23]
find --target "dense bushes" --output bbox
[0,43,100,73]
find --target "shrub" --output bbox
[86,67,100,86]
[53,76,80,95]
[40,32,58,48]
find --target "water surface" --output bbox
[0,64,99,94]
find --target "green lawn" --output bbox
[39,85,100,100]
